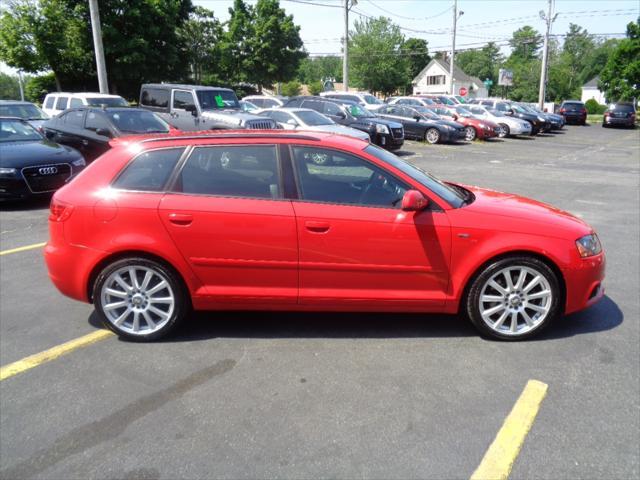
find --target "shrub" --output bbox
[585,98,607,114]
[281,80,302,97]
[308,80,323,96]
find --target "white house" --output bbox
[581,76,606,105]
[412,58,488,99]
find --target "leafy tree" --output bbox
[579,38,619,87]
[246,0,306,89]
[558,24,595,96]
[297,56,342,84]
[281,80,301,96]
[308,80,323,95]
[179,6,222,84]
[402,37,430,89]
[509,26,542,62]
[24,72,56,103]
[599,19,640,102]
[349,16,408,95]
[455,42,503,96]
[220,0,255,84]
[0,72,21,99]
[505,26,542,101]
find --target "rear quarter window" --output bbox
[112,148,184,192]
[44,96,55,109]
[140,88,170,110]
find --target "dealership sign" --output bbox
[498,69,514,86]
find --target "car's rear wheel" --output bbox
[465,256,561,340]
[424,128,440,144]
[464,126,476,141]
[93,257,188,341]
[498,123,510,138]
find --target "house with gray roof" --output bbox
[581,76,606,105]
[412,58,488,99]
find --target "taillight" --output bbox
[49,198,74,222]
[604,112,610,117]
[560,108,566,113]
[581,108,587,114]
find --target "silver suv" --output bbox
[139,84,277,131]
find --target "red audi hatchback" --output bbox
[45,131,605,341]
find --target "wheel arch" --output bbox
[459,249,567,315]
[87,249,193,306]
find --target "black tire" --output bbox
[465,256,561,341]
[424,128,440,144]
[93,257,189,341]
[464,126,477,141]
[498,123,510,138]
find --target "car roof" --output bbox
[44,92,124,99]
[288,96,357,106]
[0,100,35,105]
[141,83,233,92]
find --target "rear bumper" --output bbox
[564,252,606,314]
[603,117,635,127]
[562,113,587,123]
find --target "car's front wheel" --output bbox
[465,256,561,340]
[464,126,476,141]
[93,257,189,341]
[498,123,510,138]
[424,128,440,144]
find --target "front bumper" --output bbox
[511,123,532,135]
[0,177,33,200]
[376,131,404,150]
[564,252,606,314]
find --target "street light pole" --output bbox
[538,0,557,109]
[343,0,357,92]
[89,0,109,94]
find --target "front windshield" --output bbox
[439,96,456,105]
[85,97,128,107]
[363,94,383,105]
[488,108,504,117]
[240,101,258,112]
[106,110,170,134]
[0,119,42,142]
[347,103,375,118]
[468,106,488,116]
[454,106,474,118]
[197,90,240,110]
[0,103,48,120]
[364,144,464,208]
[296,110,334,126]
[512,104,529,114]
[413,106,440,119]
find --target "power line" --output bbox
[365,0,452,22]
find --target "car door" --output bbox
[170,90,200,131]
[50,110,88,154]
[396,107,423,139]
[83,111,113,161]
[158,144,298,306]
[290,145,451,309]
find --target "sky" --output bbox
[2,0,639,74]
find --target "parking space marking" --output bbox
[470,379,548,480]
[0,242,46,256]
[0,330,114,381]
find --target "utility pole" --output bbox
[448,1,463,95]
[538,0,557,109]
[18,71,24,101]
[343,0,357,91]
[89,0,109,94]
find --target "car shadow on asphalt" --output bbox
[90,295,623,343]
[0,196,51,212]
[510,136,536,140]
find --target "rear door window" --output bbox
[85,111,110,131]
[113,148,184,191]
[55,97,69,110]
[172,90,196,111]
[140,88,170,109]
[69,98,84,108]
[323,102,343,116]
[44,96,55,109]
[173,145,281,199]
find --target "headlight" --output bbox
[537,115,545,122]
[375,124,390,134]
[576,234,602,258]
[0,167,17,176]
[479,123,490,129]
[71,158,86,167]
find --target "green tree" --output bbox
[402,37,430,89]
[24,72,56,102]
[509,25,542,62]
[281,80,301,96]
[308,80,323,95]
[559,24,595,96]
[349,16,408,95]
[297,56,342,84]
[246,0,306,89]
[0,72,21,99]
[220,0,255,84]
[505,26,542,101]
[599,19,640,102]
[179,6,222,84]
[455,42,503,95]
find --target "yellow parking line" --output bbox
[0,242,46,256]
[0,330,114,381]
[470,379,548,480]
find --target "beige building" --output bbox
[412,58,488,99]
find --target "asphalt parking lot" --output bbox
[1,124,638,479]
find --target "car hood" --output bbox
[305,124,370,140]
[458,184,592,239]
[0,140,82,167]
[365,117,403,129]
[201,110,271,124]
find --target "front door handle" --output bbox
[305,221,330,233]
[168,213,193,226]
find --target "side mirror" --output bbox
[453,114,459,120]
[414,116,421,122]
[185,104,198,116]
[401,190,429,212]
[336,111,346,119]
[95,128,112,138]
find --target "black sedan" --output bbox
[376,105,466,144]
[603,102,636,128]
[43,107,172,163]
[0,117,86,201]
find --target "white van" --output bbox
[42,92,128,116]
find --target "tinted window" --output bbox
[285,99,303,108]
[64,110,85,127]
[85,111,110,131]
[301,100,323,112]
[292,146,408,208]
[0,103,48,120]
[113,148,183,191]
[323,102,343,116]
[173,90,195,110]
[85,97,128,107]
[296,110,333,126]
[611,104,635,112]
[175,146,280,199]
[69,98,84,108]
[105,110,169,133]
[562,102,584,111]
[44,96,55,109]
[140,88,169,109]
[55,97,68,110]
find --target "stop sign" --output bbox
[459,87,468,96]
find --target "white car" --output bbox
[465,104,532,137]
[42,92,128,117]
[388,96,435,107]
[256,108,371,142]
[319,91,386,111]
[242,95,286,109]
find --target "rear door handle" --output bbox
[304,221,330,233]
[168,213,193,226]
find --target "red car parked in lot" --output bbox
[45,131,605,341]
[428,105,500,141]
